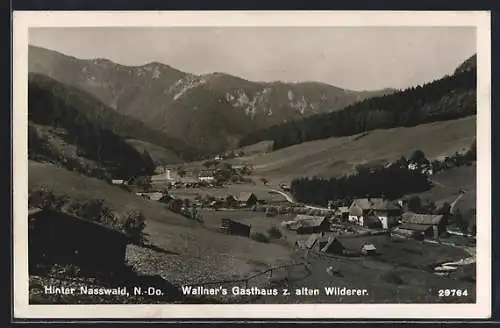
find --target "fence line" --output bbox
[180,261,309,290]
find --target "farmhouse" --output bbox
[294,215,330,235]
[236,192,259,208]
[320,235,378,256]
[397,212,446,239]
[348,198,401,230]
[219,218,251,237]
[28,207,131,271]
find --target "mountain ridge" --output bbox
[28,45,395,153]
[239,54,477,150]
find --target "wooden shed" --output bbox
[219,218,251,237]
[28,207,131,271]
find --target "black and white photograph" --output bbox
[13,11,491,319]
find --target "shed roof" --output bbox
[398,223,434,232]
[297,216,328,228]
[304,233,321,248]
[295,214,325,222]
[401,212,444,225]
[28,207,131,240]
[237,192,257,202]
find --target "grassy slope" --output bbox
[28,161,293,281]
[126,139,183,165]
[235,116,475,179]
[411,163,476,213]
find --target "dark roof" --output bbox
[401,212,444,225]
[296,216,328,228]
[236,192,257,202]
[320,236,343,252]
[304,233,321,248]
[221,218,251,228]
[398,223,433,232]
[28,207,131,240]
[350,198,401,211]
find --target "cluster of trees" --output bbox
[28,187,147,243]
[290,143,476,209]
[290,162,432,206]
[29,77,156,179]
[165,197,203,222]
[239,68,476,150]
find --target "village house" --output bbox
[395,212,447,240]
[348,198,402,230]
[306,233,378,256]
[235,192,259,208]
[292,215,330,235]
[28,207,131,271]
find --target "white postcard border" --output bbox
[12,10,492,319]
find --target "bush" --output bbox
[28,186,69,211]
[250,232,270,243]
[267,226,283,239]
[119,209,147,244]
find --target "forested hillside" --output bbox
[28,73,205,162]
[28,74,161,179]
[239,56,476,150]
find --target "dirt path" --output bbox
[267,188,329,210]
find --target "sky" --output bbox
[29,27,476,91]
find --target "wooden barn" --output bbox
[219,218,251,237]
[320,235,378,256]
[294,215,330,234]
[28,207,132,271]
[236,192,258,208]
[397,212,446,239]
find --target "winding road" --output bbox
[267,188,329,211]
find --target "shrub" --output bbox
[267,226,283,239]
[28,186,69,211]
[250,232,270,243]
[119,209,147,244]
